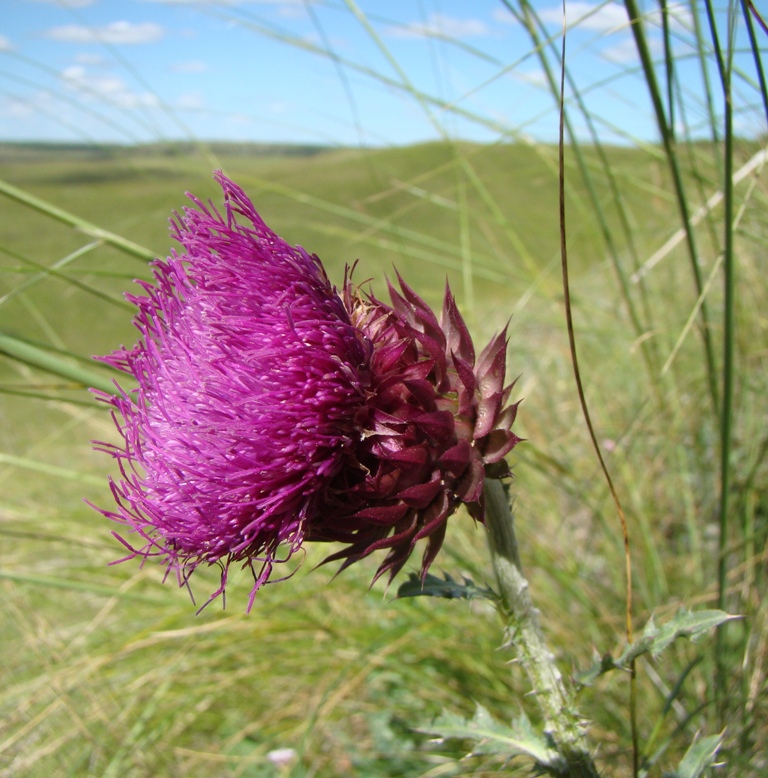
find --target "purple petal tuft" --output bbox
[92,171,368,610]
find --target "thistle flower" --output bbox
[92,171,519,609]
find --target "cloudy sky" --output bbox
[0,0,763,146]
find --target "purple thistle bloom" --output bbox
[92,172,520,610]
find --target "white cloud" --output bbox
[227,113,254,125]
[44,21,164,45]
[513,69,549,88]
[6,98,35,119]
[175,91,205,110]
[74,52,107,66]
[538,3,629,33]
[536,2,692,34]
[276,3,309,19]
[389,13,489,40]
[646,3,693,31]
[61,65,86,79]
[171,60,208,74]
[61,65,159,108]
[602,35,662,64]
[490,8,516,25]
[0,34,12,51]
[601,40,636,64]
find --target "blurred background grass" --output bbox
[1,2,767,776]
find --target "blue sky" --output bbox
[0,1,764,146]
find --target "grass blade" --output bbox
[0,177,156,262]
[0,332,117,394]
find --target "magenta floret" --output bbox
[92,173,368,608]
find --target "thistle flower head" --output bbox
[92,172,519,609]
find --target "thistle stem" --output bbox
[484,478,598,778]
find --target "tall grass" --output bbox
[0,2,766,776]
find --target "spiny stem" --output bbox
[484,478,599,778]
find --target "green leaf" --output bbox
[576,609,738,686]
[662,733,724,778]
[418,704,563,769]
[621,609,739,664]
[396,572,497,602]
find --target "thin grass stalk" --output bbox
[660,0,676,140]
[741,0,768,122]
[703,0,737,723]
[0,242,133,311]
[703,0,728,85]
[4,51,152,144]
[238,173,511,283]
[0,387,96,407]
[551,11,637,773]
[63,2,218,161]
[0,453,103,487]
[690,0,723,181]
[623,0,721,414]
[342,0,445,138]
[511,0,640,626]
[640,657,702,765]
[506,0,663,386]
[455,173,474,319]
[0,333,117,394]
[534,0,664,379]
[212,3,543,144]
[668,1,726,259]
[746,0,768,33]
[304,1,367,149]
[670,80,725,260]
[0,178,155,262]
[453,157,544,280]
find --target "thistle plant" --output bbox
[2,5,760,773]
[87,173,733,777]
[91,172,519,611]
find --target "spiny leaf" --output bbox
[576,609,738,686]
[418,704,563,769]
[396,571,497,602]
[620,609,739,665]
[662,733,724,778]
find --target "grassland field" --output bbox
[0,141,765,777]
